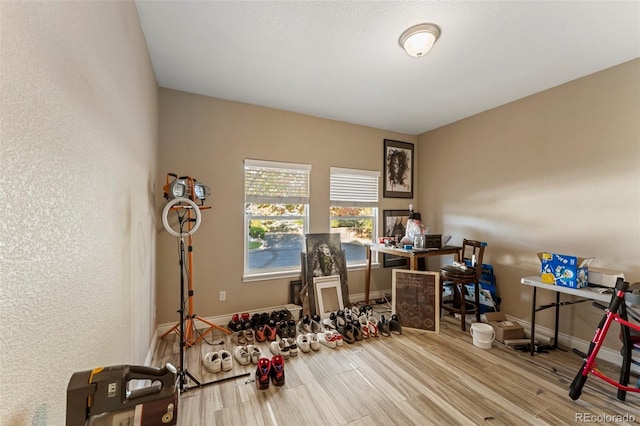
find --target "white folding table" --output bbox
[520,276,613,356]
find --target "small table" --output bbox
[521,276,613,356]
[364,244,460,304]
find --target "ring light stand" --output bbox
[160,197,244,393]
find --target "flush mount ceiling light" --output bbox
[399,23,441,58]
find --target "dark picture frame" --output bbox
[382,209,411,268]
[304,233,349,315]
[383,139,414,198]
[289,279,303,305]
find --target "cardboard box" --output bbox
[538,252,594,289]
[485,312,524,343]
[587,267,625,288]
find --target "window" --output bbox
[244,159,310,280]
[330,167,379,267]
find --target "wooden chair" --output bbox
[440,239,487,331]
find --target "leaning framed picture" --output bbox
[383,139,414,198]
[392,269,440,333]
[382,210,410,268]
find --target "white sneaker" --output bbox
[234,346,251,365]
[203,351,221,373]
[322,317,336,330]
[307,333,320,351]
[247,344,261,364]
[329,330,344,346]
[296,334,311,352]
[220,350,233,371]
[270,339,290,359]
[286,337,299,357]
[318,331,337,349]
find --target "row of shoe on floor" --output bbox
[203,306,402,390]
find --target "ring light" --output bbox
[162,197,202,238]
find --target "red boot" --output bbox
[270,355,285,386]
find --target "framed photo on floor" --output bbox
[392,269,440,333]
[382,209,410,268]
[383,139,414,198]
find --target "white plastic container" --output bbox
[470,323,495,349]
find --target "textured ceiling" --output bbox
[135,1,640,135]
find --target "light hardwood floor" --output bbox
[151,313,640,426]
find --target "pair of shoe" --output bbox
[228,312,251,332]
[336,323,355,344]
[296,332,321,352]
[389,314,402,334]
[270,309,291,323]
[322,313,337,330]
[276,319,297,339]
[363,313,380,337]
[297,315,322,334]
[318,330,344,348]
[230,329,254,345]
[255,355,285,390]
[257,320,279,342]
[203,350,233,373]
[270,337,298,359]
[234,345,262,365]
[378,315,391,337]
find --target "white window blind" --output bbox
[330,167,379,207]
[245,159,311,204]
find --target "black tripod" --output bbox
[175,233,202,392]
[172,215,249,393]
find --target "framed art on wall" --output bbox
[383,139,414,198]
[382,209,411,268]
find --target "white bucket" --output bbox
[470,323,495,349]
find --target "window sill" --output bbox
[243,262,380,283]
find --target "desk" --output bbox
[364,244,460,304]
[521,276,613,356]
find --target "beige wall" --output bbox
[156,89,416,324]
[418,59,640,346]
[1,2,158,424]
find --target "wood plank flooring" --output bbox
[151,312,640,425]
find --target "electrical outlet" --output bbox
[219,291,226,302]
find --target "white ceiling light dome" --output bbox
[399,23,441,58]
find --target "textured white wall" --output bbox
[0,2,158,425]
